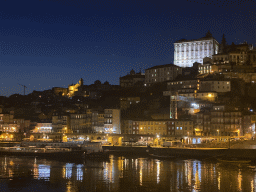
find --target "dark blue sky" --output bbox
[1,0,256,96]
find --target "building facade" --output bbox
[33,122,52,133]
[121,119,193,137]
[92,111,104,133]
[52,112,70,133]
[120,97,140,110]
[194,107,243,136]
[104,109,121,134]
[145,64,182,86]
[174,32,219,68]
[119,69,145,88]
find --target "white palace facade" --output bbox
[174,33,220,68]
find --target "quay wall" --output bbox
[0,142,20,147]
[103,146,256,160]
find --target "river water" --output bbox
[0,155,255,192]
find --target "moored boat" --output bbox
[0,146,84,160]
[81,141,109,159]
[0,141,109,160]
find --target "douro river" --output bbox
[0,155,254,192]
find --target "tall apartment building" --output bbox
[70,113,86,134]
[145,64,182,86]
[92,110,104,133]
[70,109,93,134]
[52,112,70,133]
[104,109,121,134]
[174,31,219,67]
[194,107,243,136]
[121,120,133,134]
[0,109,22,133]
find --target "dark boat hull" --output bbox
[0,150,85,161]
[84,151,110,159]
[217,158,251,164]
[148,153,176,159]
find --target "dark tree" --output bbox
[103,81,110,85]
[220,34,228,53]
[205,30,212,38]
[94,80,102,85]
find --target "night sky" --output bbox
[1,0,256,96]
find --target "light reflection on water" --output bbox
[0,155,255,192]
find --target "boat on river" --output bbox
[0,146,84,160]
[0,141,109,160]
[81,141,109,159]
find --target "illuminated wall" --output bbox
[174,38,219,68]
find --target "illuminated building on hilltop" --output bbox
[68,78,84,98]
[52,87,68,96]
[174,31,219,67]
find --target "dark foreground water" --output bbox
[0,155,255,192]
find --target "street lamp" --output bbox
[217,129,219,136]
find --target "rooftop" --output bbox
[146,64,181,70]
